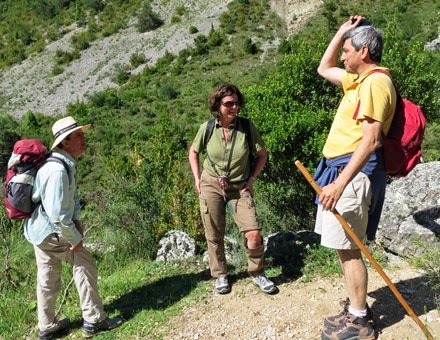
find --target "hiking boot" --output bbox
[215,276,231,294]
[321,312,375,340]
[82,316,123,338]
[38,318,70,340]
[324,298,374,329]
[251,274,277,294]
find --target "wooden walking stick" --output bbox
[295,160,434,340]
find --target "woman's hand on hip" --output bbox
[241,177,255,192]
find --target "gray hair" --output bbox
[342,26,384,63]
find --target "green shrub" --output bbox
[189,26,199,34]
[155,51,175,72]
[136,3,163,33]
[192,35,209,55]
[54,49,80,67]
[207,28,224,48]
[0,39,26,66]
[71,31,93,50]
[113,64,130,84]
[52,64,64,75]
[129,52,146,69]
[220,12,235,34]
[0,115,20,176]
[159,84,179,100]
[423,122,440,162]
[96,116,202,259]
[170,15,181,24]
[175,5,186,16]
[278,39,292,54]
[85,0,106,13]
[243,37,258,54]
[102,20,125,37]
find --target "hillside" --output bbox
[0,0,230,118]
[0,0,323,119]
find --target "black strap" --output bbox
[203,117,252,151]
[204,117,254,177]
[206,127,238,177]
[203,118,216,149]
[239,117,253,156]
[46,156,71,183]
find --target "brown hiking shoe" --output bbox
[324,298,374,329]
[321,312,376,340]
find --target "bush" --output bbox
[54,49,80,66]
[85,0,105,13]
[219,12,235,34]
[207,28,224,48]
[189,26,199,34]
[159,84,179,100]
[170,15,181,24]
[71,31,93,50]
[113,64,131,84]
[136,3,163,33]
[278,39,292,54]
[0,115,20,176]
[155,51,175,72]
[243,37,258,54]
[175,5,186,16]
[423,122,440,162]
[97,116,203,259]
[129,52,146,69]
[52,64,64,75]
[192,35,209,55]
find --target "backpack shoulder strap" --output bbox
[46,156,71,182]
[238,117,253,153]
[203,118,216,150]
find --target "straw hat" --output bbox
[51,116,91,150]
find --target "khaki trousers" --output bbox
[34,234,106,332]
[199,171,265,278]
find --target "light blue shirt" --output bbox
[24,148,82,246]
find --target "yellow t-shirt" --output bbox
[323,68,397,159]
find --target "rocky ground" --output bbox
[158,257,439,339]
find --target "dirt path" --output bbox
[159,260,439,339]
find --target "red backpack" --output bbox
[4,139,68,219]
[355,69,426,177]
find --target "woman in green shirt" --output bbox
[189,83,276,295]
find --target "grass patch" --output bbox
[301,244,341,282]
[410,240,440,310]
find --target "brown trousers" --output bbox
[199,171,265,278]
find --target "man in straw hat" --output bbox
[24,116,123,339]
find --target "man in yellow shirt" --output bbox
[314,15,396,340]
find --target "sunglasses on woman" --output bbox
[221,101,240,108]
